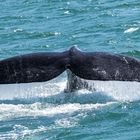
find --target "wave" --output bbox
[0,102,113,121]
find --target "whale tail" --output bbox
[0,46,140,87]
[64,70,83,92]
[0,51,69,84]
[65,69,96,92]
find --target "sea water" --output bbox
[0,0,140,139]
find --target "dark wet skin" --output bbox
[0,46,139,84]
[69,47,140,82]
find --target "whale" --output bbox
[0,51,69,84]
[0,46,140,92]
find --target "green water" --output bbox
[0,0,140,139]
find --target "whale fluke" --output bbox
[0,46,140,85]
[69,47,140,82]
[0,51,69,84]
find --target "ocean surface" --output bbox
[0,0,140,139]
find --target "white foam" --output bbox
[124,27,139,33]
[55,118,77,128]
[13,28,23,33]
[0,76,140,103]
[0,80,66,100]
[0,124,48,139]
[0,102,112,121]
[64,11,70,14]
[80,80,140,101]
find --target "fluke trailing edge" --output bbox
[0,46,140,84]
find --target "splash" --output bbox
[0,74,140,103]
[0,102,113,121]
[77,79,140,102]
[0,78,66,100]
